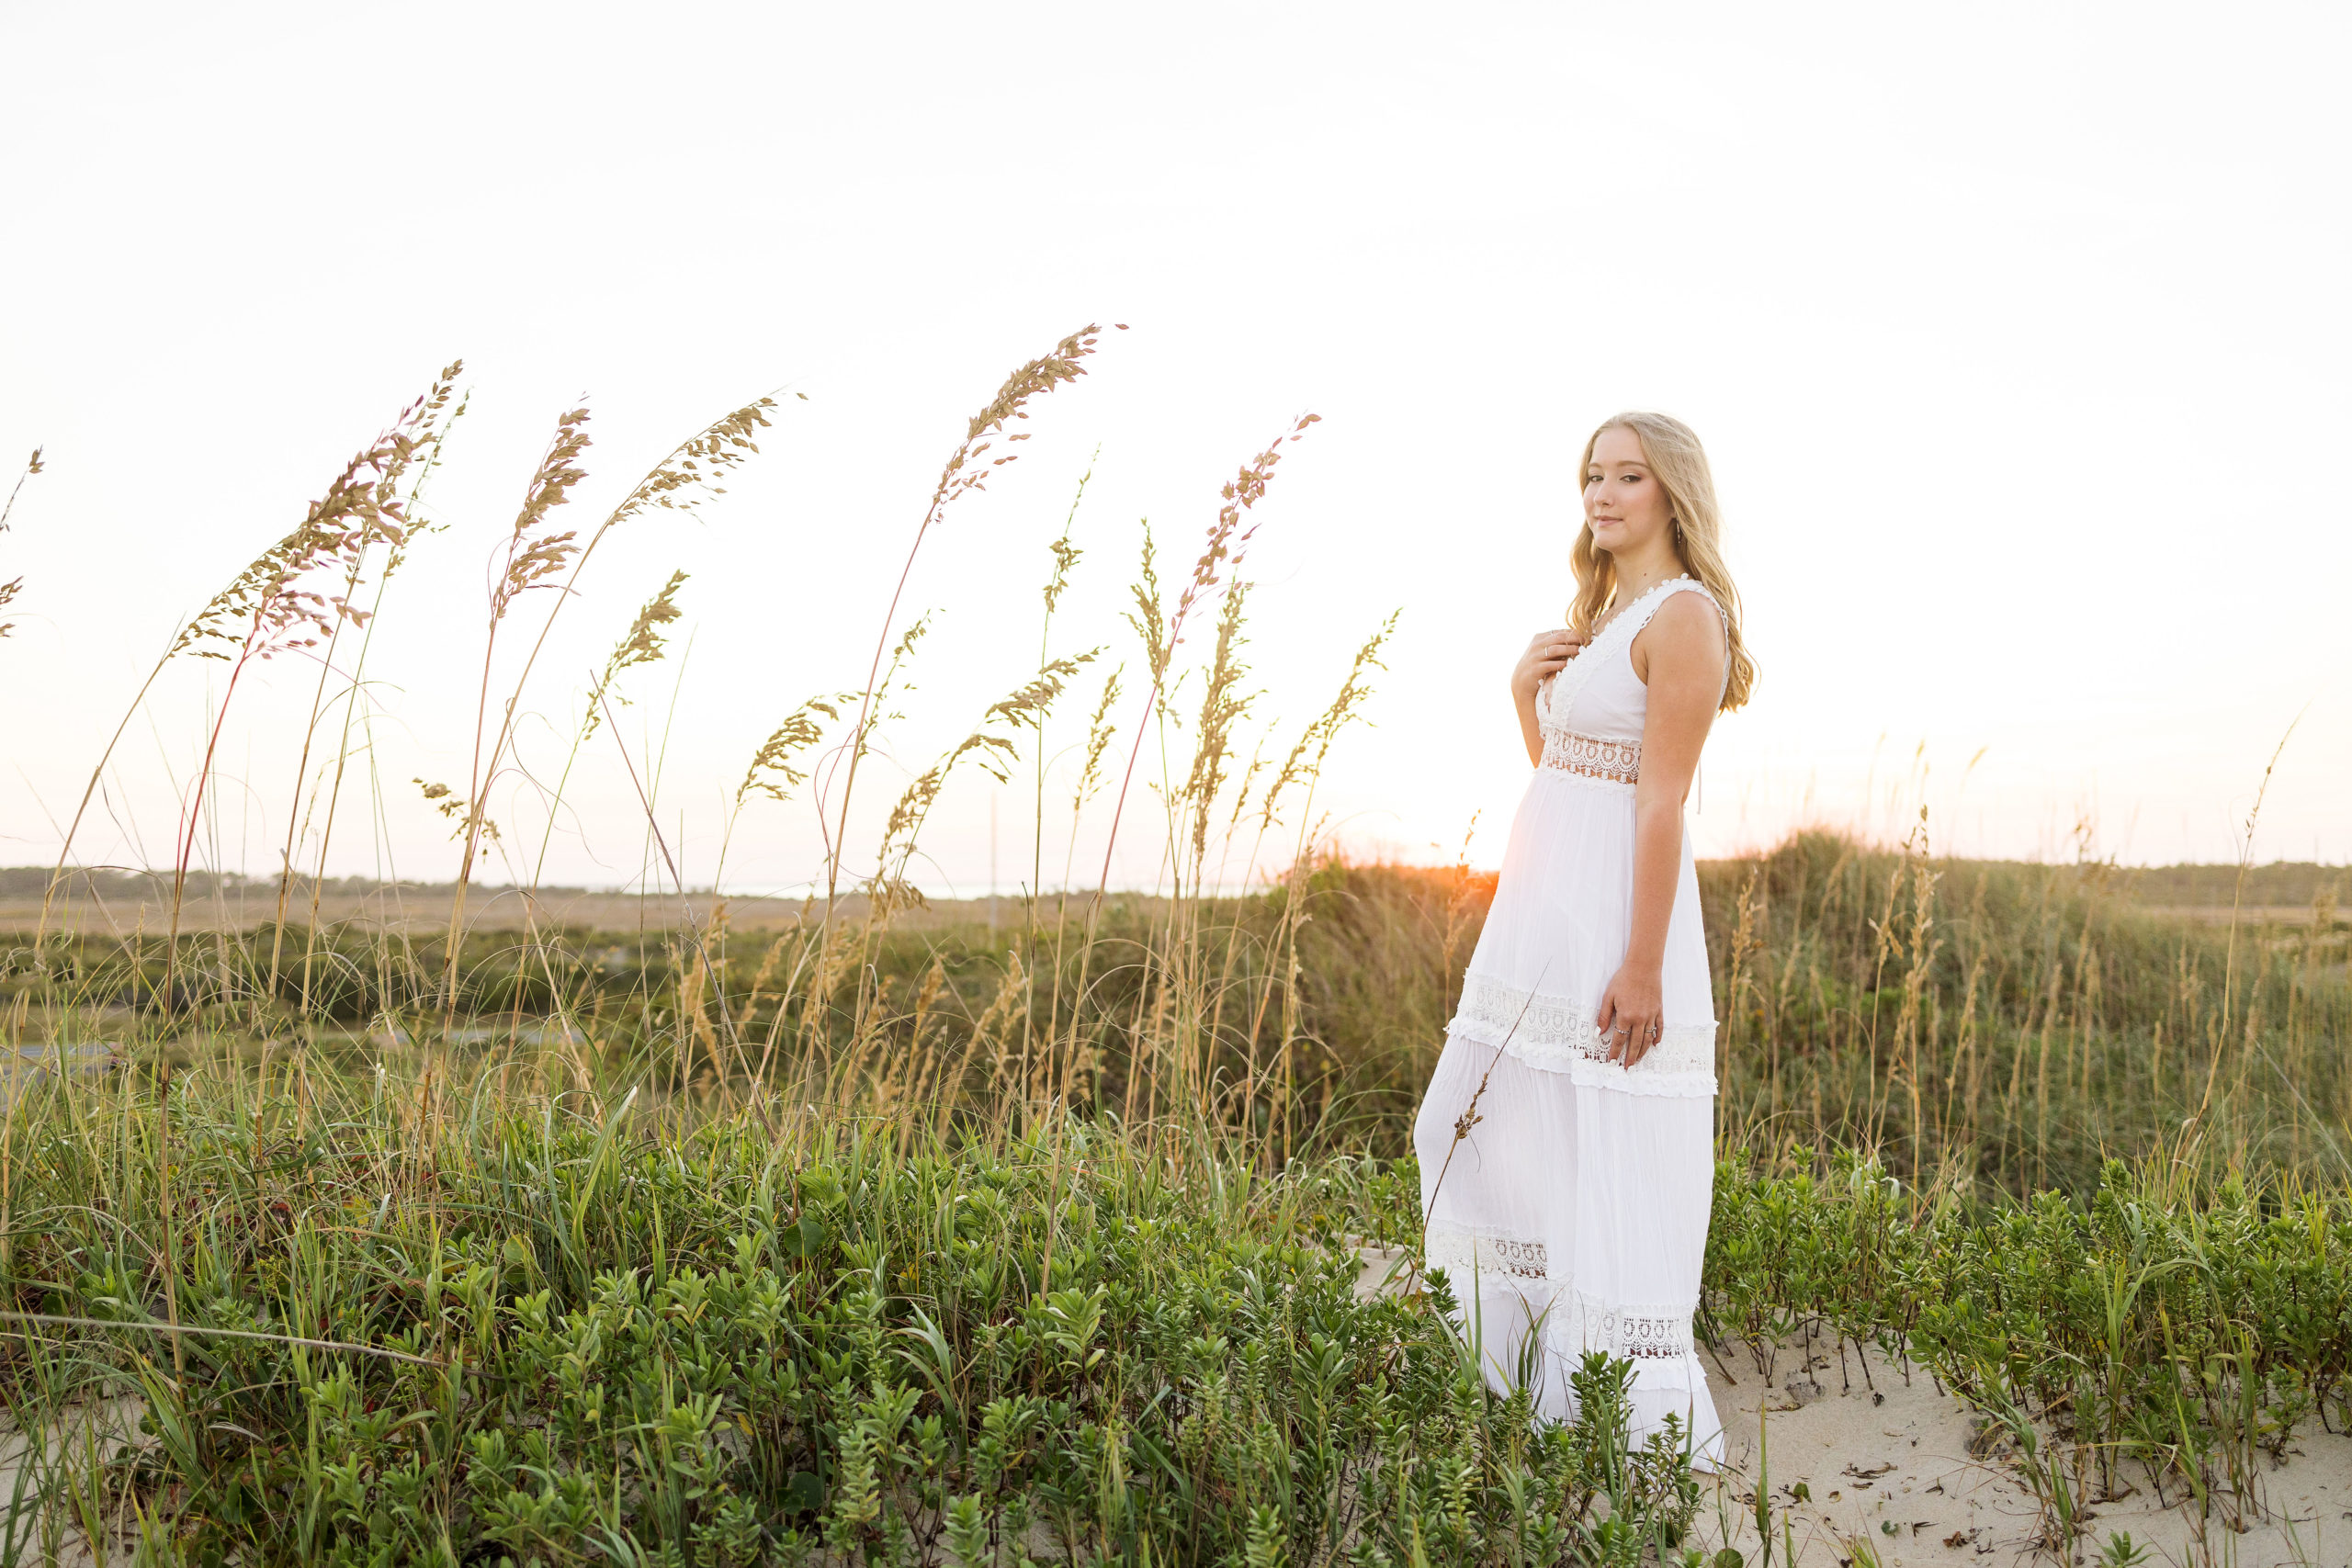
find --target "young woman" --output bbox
[1412,411,1755,1464]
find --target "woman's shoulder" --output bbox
[1642,583,1726,642]
[1631,584,1728,675]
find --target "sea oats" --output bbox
[1041,456,1095,619]
[923,327,1107,524]
[984,653,1097,736]
[487,406,594,628]
[442,391,788,1019]
[413,780,500,850]
[0,446,41,542]
[96,371,468,1006]
[736,694,853,808]
[0,445,41,534]
[172,378,456,665]
[828,328,1113,916]
[1096,414,1317,897]
[872,653,1095,886]
[1072,666,1125,818]
[1178,579,1257,874]
[0,446,41,639]
[581,570,690,742]
[1258,611,1398,835]
[266,362,464,999]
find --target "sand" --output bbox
[1354,1245,2352,1568]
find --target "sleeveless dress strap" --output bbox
[1618,577,1713,638]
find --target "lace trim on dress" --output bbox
[1449,973,1715,1095]
[1541,729,1641,785]
[1420,1231,1699,1361]
[1424,1224,1550,1281]
[1562,1288,1697,1361]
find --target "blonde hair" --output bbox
[1569,411,1757,712]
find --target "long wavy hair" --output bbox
[1568,411,1757,712]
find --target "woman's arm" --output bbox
[1597,592,1725,1066]
[1510,627,1588,765]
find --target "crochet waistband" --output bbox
[1540,728,1640,785]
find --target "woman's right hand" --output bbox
[1511,627,1588,703]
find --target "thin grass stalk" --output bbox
[1241,613,1396,1160]
[440,395,775,1023]
[268,367,465,1012]
[2189,717,2301,1139]
[1038,422,1311,1287]
[1022,459,1095,1109]
[1062,420,1314,1113]
[40,388,435,1037]
[822,328,1105,934]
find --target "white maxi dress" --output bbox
[1412,575,1724,1464]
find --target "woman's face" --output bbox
[1582,425,1672,558]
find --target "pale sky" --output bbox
[4,3,2346,901]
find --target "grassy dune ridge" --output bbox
[10,835,2344,1196]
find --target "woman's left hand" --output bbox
[1596,965,1665,1066]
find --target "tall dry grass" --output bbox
[7,333,1410,1166]
[1709,824,2350,1194]
[6,336,2344,1206]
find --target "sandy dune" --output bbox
[1355,1245,2352,1568]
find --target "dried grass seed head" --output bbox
[606,397,776,531]
[489,405,594,625]
[738,692,854,807]
[1074,664,1125,813]
[986,651,1098,735]
[0,446,42,535]
[174,371,463,663]
[1260,608,1398,831]
[582,570,690,740]
[1042,456,1098,617]
[875,655,1090,872]
[925,326,1106,525]
[1182,579,1257,863]
[413,778,499,844]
